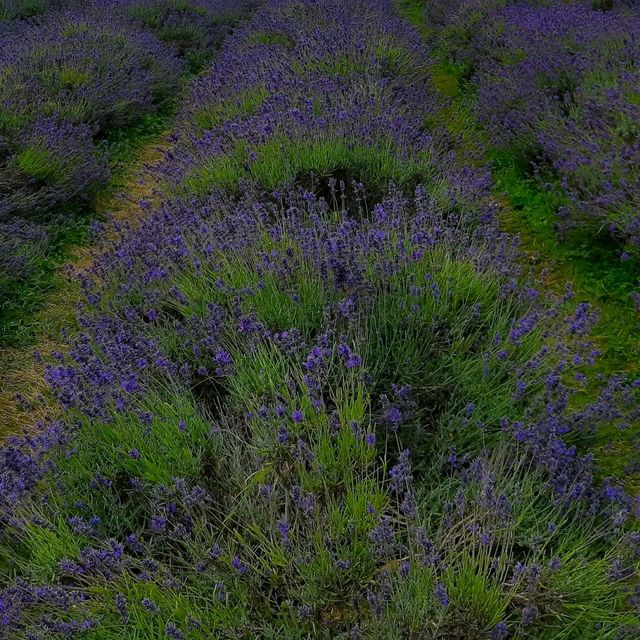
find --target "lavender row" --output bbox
[429,0,640,256]
[0,0,254,324]
[5,181,639,637]
[0,0,63,20]
[0,0,256,220]
[1,1,176,219]
[156,0,490,216]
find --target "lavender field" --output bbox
[0,0,639,638]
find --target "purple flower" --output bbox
[277,425,289,444]
[277,519,290,544]
[369,517,394,557]
[389,450,412,494]
[522,604,539,625]
[151,516,168,533]
[259,484,273,498]
[346,353,362,369]
[492,622,508,640]
[115,593,128,623]
[435,582,449,608]
[231,556,248,575]
[121,376,138,394]
[165,623,185,640]
[141,598,160,614]
[292,486,316,517]
[214,348,234,376]
[208,544,223,559]
[215,581,226,601]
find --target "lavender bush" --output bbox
[2,181,638,637]
[0,0,638,637]
[0,218,51,289]
[0,117,108,219]
[162,0,490,214]
[475,3,640,249]
[0,1,185,218]
[0,0,62,20]
[126,0,259,72]
[0,0,256,219]
[0,0,255,343]
[0,178,637,637]
[432,0,640,255]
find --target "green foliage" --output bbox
[248,31,296,48]
[395,0,427,32]
[191,87,269,134]
[39,65,92,93]
[64,393,215,488]
[20,520,85,581]
[182,135,439,202]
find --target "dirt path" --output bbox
[0,140,169,436]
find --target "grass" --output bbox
[395,0,430,36]
[13,147,60,183]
